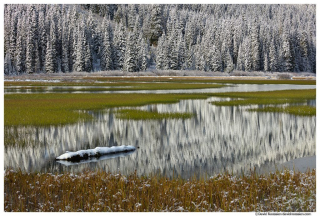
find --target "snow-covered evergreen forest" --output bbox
[4,4,316,75]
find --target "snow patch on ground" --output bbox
[5,79,61,82]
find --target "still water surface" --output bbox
[4,83,316,94]
[4,84,316,179]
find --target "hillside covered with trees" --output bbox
[4,4,316,75]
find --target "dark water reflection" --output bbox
[5,96,316,179]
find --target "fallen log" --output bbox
[56,145,136,161]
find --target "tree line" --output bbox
[4,4,316,74]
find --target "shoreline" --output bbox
[3,70,316,82]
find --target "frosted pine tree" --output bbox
[70,28,78,72]
[269,38,278,72]
[236,42,244,71]
[156,34,165,70]
[61,24,69,72]
[114,23,126,69]
[243,37,252,71]
[149,4,163,45]
[184,44,195,70]
[232,20,242,66]
[168,31,179,70]
[67,9,77,71]
[195,44,206,71]
[4,53,14,75]
[140,44,148,71]
[224,50,234,73]
[184,19,197,49]
[45,39,55,73]
[25,6,39,74]
[38,10,47,72]
[128,4,136,31]
[136,32,148,71]
[263,50,269,72]
[4,5,11,56]
[25,30,35,74]
[250,21,260,71]
[176,32,186,70]
[299,31,310,72]
[55,14,63,72]
[309,39,316,73]
[123,32,138,72]
[281,33,293,72]
[9,14,18,61]
[34,44,41,73]
[209,45,221,72]
[100,29,113,71]
[162,39,171,70]
[75,26,86,72]
[84,42,92,72]
[15,34,25,74]
[45,19,57,73]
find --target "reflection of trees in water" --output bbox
[5,98,315,179]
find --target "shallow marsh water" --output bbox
[4,83,316,94]
[4,84,316,179]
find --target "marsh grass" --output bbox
[5,89,316,126]
[210,89,316,116]
[248,106,316,116]
[115,109,194,120]
[4,93,210,126]
[210,89,316,100]
[4,169,316,212]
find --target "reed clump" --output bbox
[4,169,315,212]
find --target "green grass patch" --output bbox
[210,89,316,99]
[210,89,316,116]
[4,169,316,212]
[4,93,211,126]
[115,109,194,120]
[4,81,225,90]
[248,106,316,116]
[203,79,316,85]
[5,89,316,126]
[210,89,315,106]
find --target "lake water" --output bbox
[4,84,316,179]
[4,83,316,94]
